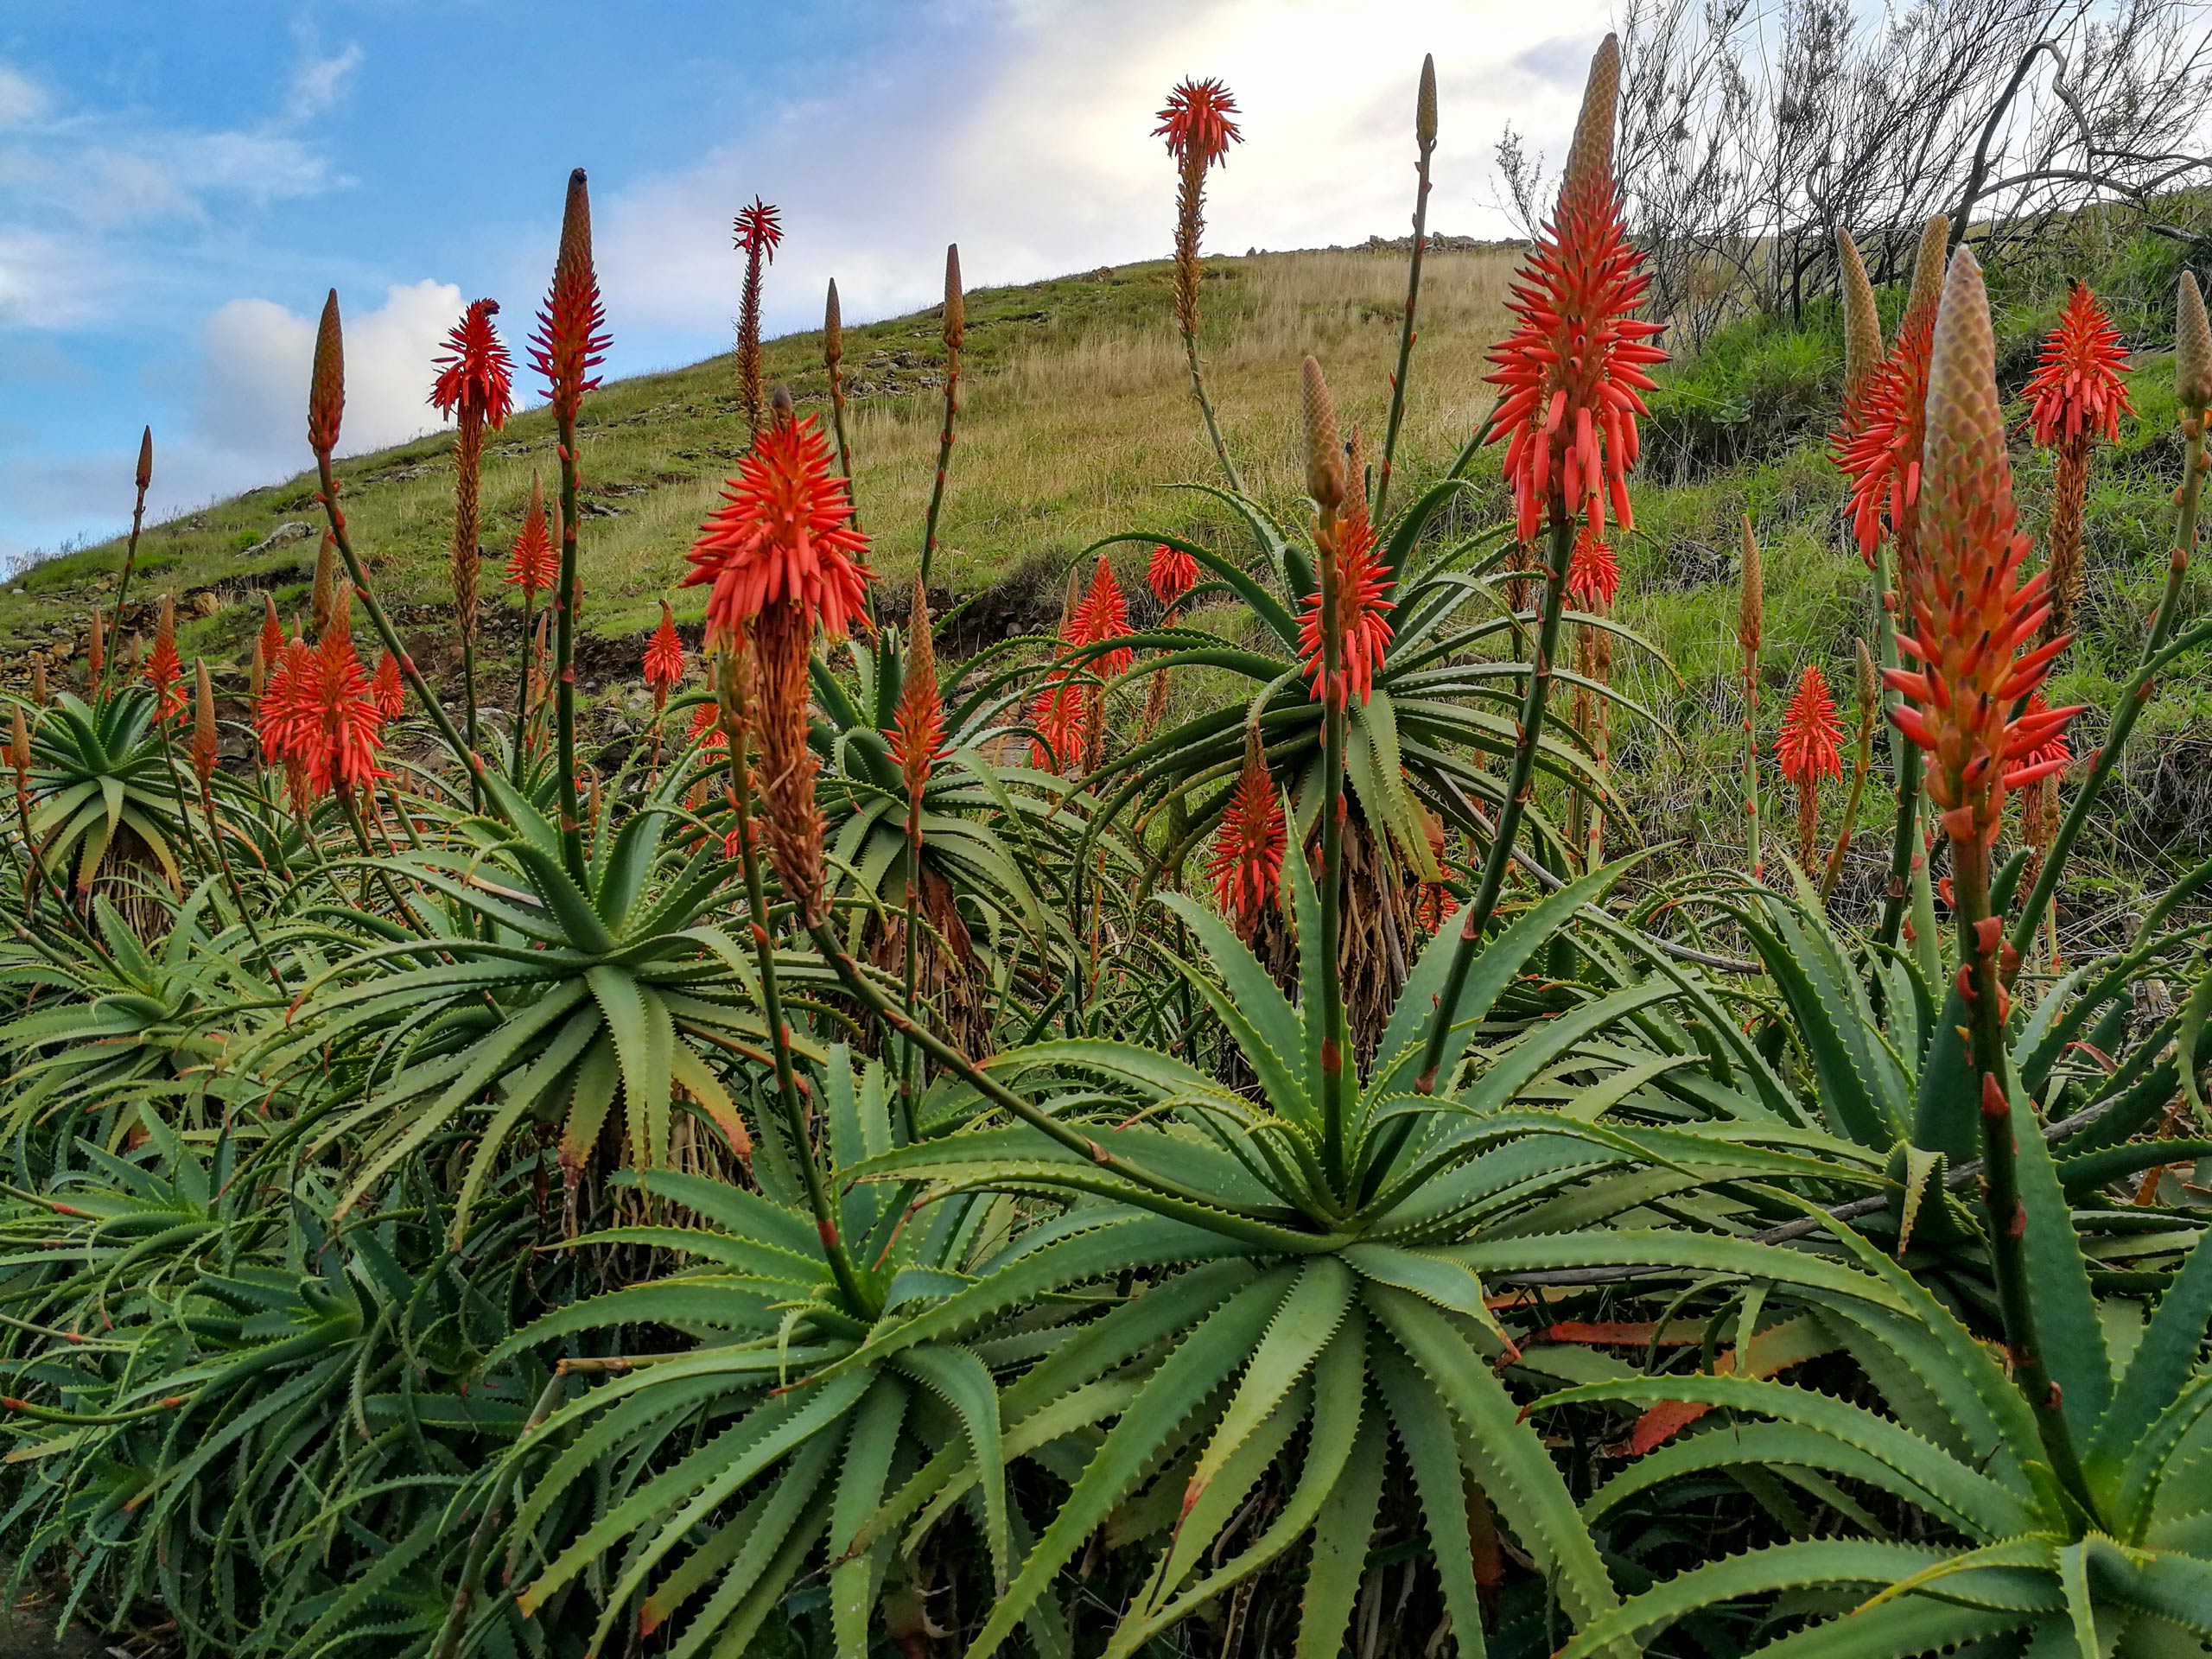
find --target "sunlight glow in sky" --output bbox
[0,0,1610,566]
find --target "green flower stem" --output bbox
[899,788,923,1143]
[1819,689,1877,903]
[1872,538,1922,952]
[94,474,151,704]
[550,417,586,881]
[312,454,473,774]
[195,777,281,994]
[918,335,959,591]
[1950,830,2093,1510]
[2011,414,2206,959]
[1374,115,1435,523]
[1317,506,1351,1192]
[723,738,871,1318]
[512,587,536,791]
[1410,505,1575,1096]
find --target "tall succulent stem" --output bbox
[724,706,871,1317]
[551,410,585,880]
[313,454,471,772]
[1316,505,1351,1190]
[2010,414,2205,958]
[1412,506,1574,1095]
[511,587,536,791]
[1952,835,2092,1507]
[918,246,962,590]
[1375,55,1437,523]
[97,430,153,705]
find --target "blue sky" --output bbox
[0,0,1609,567]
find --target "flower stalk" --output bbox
[1739,515,1764,880]
[1375,54,1437,522]
[1157,78,1245,493]
[95,429,153,703]
[918,245,962,590]
[528,168,610,880]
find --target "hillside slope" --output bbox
[10,225,2210,939]
[0,245,1516,683]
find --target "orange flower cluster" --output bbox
[144,596,184,724]
[1072,556,1133,677]
[1484,38,1662,540]
[528,171,609,423]
[644,601,685,705]
[1297,510,1394,709]
[1208,728,1286,938]
[683,416,873,642]
[505,474,556,594]
[429,298,514,429]
[1566,523,1619,611]
[257,588,387,800]
[1834,308,1934,565]
[888,582,947,796]
[2024,279,2132,450]
[1147,543,1198,607]
[1886,247,2081,854]
[1154,79,1241,168]
[1776,664,1842,786]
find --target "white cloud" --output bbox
[594,0,1611,346]
[0,227,113,328]
[283,38,364,125]
[190,279,463,471]
[0,60,49,130]
[0,280,462,569]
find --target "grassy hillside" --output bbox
[10,223,2210,939]
[0,245,1516,675]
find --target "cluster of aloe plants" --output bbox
[0,36,2209,1659]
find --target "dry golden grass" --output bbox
[3,245,1515,676]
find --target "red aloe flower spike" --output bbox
[1027,676,1084,772]
[190,660,218,788]
[308,289,344,458]
[1155,78,1242,168]
[372,650,405,719]
[86,607,105,685]
[1566,522,1619,611]
[1829,215,1949,569]
[144,594,183,723]
[505,471,556,594]
[1207,723,1286,940]
[429,299,515,431]
[1887,245,2087,856]
[1159,78,1246,493]
[528,170,609,425]
[889,576,947,796]
[1072,556,1134,678]
[1777,660,1842,871]
[258,637,313,765]
[644,600,685,707]
[733,197,782,435]
[1147,543,1197,607]
[2030,282,2129,652]
[304,582,387,798]
[2024,280,2132,450]
[683,415,874,643]
[687,699,727,752]
[257,595,285,677]
[1776,663,1843,786]
[1297,511,1394,709]
[1484,35,1663,540]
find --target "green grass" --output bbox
[11,220,2209,941]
